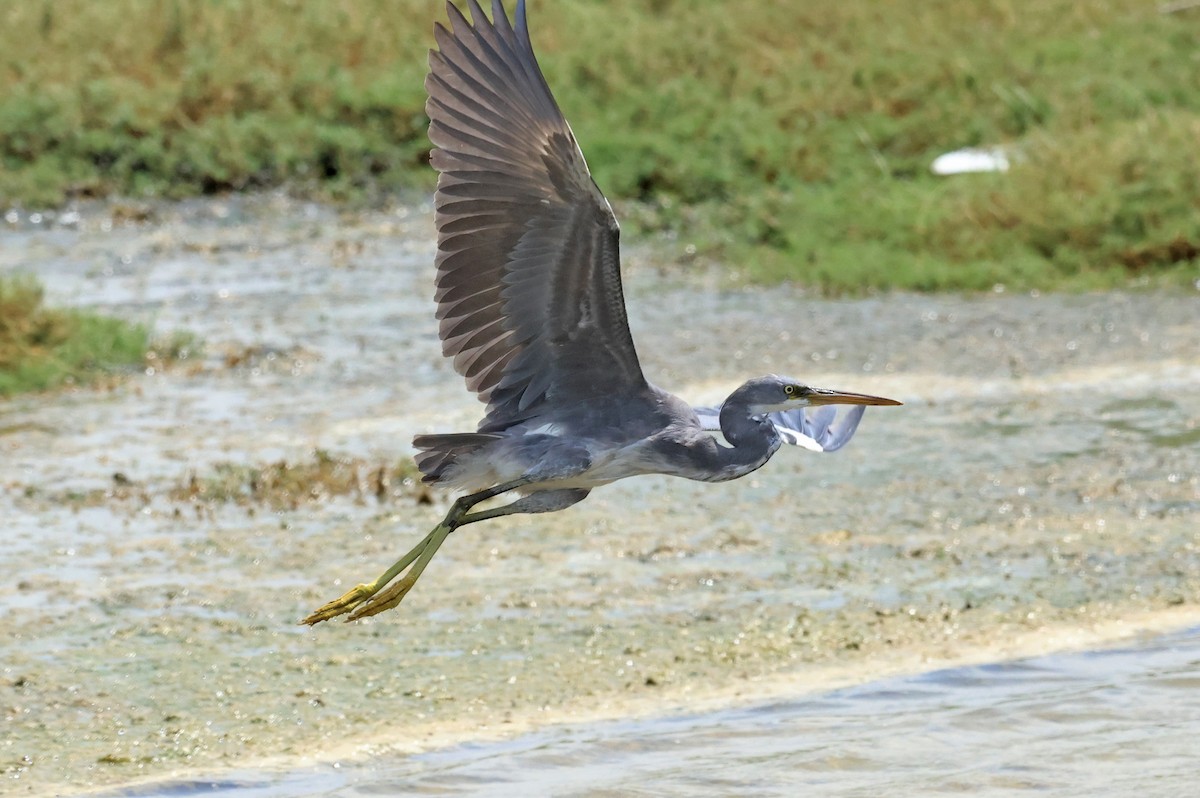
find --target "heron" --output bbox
[302,0,901,626]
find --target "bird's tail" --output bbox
[412,433,502,485]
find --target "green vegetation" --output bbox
[0,275,189,396]
[2,0,1198,291]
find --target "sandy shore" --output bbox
[1,197,1198,795]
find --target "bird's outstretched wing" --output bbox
[692,405,868,453]
[427,0,646,432]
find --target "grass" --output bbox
[1,0,1198,291]
[0,274,192,397]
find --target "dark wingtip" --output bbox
[445,0,471,32]
[491,0,514,35]
[515,0,530,43]
[428,19,450,64]
[465,0,488,26]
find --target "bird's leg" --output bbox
[337,518,454,621]
[457,488,591,526]
[300,478,532,625]
[325,490,592,621]
[299,526,441,625]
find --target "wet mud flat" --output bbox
[234,625,1200,797]
[1,197,1198,794]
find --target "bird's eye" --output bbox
[784,385,796,396]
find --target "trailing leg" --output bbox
[299,525,441,625]
[457,488,590,525]
[337,490,590,621]
[300,478,533,626]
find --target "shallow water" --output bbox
[108,626,1200,797]
[2,197,1198,793]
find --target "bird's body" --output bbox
[302,0,900,626]
[417,382,779,496]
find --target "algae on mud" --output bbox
[0,198,1198,793]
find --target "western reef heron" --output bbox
[303,0,901,625]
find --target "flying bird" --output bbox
[303,0,900,625]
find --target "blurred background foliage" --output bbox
[1,0,1198,291]
[0,274,191,396]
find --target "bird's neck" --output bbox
[707,390,782,482]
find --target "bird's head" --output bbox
[740,375,902,415]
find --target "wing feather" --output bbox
[426,0,645,429]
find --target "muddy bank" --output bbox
[1,197,1198,794]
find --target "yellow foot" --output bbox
[300,583,379,626]
[343,572,420,621]
[300,521,453,626]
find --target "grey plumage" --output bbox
[303,0,901,626]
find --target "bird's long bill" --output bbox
[807,387,903,407]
